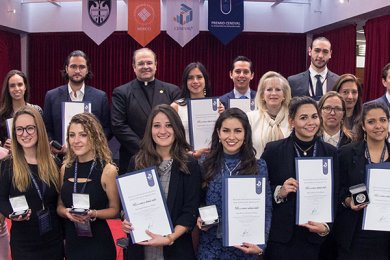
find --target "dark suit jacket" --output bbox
[43,85,111,144]
[261,135,337,246]
[111,79,180,174]
[333,141,390,251]
[288,70,340,98]
[126,158,201,260]
[219,89,257,108]
[369,94,390,111]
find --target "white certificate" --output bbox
[187,98,220,150]
[363,163,390,231]
[61,102,91,144]
[295,157,333,224]
[6,118,13,138]
[228,98,256,113]
[116,167,173,243]
[223,176,266,247]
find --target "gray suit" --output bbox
[288,70,340,98]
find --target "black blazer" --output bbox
[219,89,257,108]
[333,141,376,251]
[261,135,338,245]
[43,85,111,143]
[288,70,340,98]
[111,79,180,174]
[126,158,201,260]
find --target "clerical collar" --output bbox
[137,79,155,87]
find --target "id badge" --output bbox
[74,221,93,237]
[37,209,52,235]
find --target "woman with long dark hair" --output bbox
[122,104,201,259]
[198,108,272,259]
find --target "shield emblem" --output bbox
[88,0,111,26]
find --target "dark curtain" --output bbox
[314,24,356,76]
[0,30,21,83]
[363,14,390,102]
[28,31,307,106]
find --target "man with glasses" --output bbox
[288,37,339,100]
[111,48,180,174]
[43,50,111,155]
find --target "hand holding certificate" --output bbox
[222,176,266,247]
[363,163,390,231]
[116,167,173,243]
[295,158,333,225]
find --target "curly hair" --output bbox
[64,113,113,168]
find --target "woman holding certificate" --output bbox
[246,71,292,158]
[57,113,119,259]
[318,91,353,148]
[0,106,64,259]
[0,70,43,150]
[171,62,223,158]
[197,108,272,259]
[122,104,201,259]
[334,102,390,259]
[261,96,337,259]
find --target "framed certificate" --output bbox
[61,102,91,144]
[295,157,333,225]
[116,167,173,243]
[228,98,256,113]
[222,176,266,247]
[187,98,220,150]
[363,163,390,231]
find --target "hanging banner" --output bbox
[166,0,200,47]
[82,0,117,45]
[208,0,244,45]
[128,0,161,47]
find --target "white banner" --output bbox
[166,0,199,47]
[82,0,117,45]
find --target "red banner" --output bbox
[128,0,161,47]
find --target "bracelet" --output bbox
[166,234,174,246]
[90,209,97,222]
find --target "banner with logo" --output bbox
[166,0,200,47]
[128,0,161,47]
[82,0,117,45]
[208,0,244,45]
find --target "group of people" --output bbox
[0,36,389,260]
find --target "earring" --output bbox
[203,88,207,97]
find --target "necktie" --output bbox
[239,96,248,99]
[315,74,323,97]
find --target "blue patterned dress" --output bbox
[198,153,272,259]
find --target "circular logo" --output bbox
[133,4,155,26]
[356,193,366,204]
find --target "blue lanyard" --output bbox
[294,141,318,157]
[365,142,387,164]
[73,160,96,194]
[28,168,46,210]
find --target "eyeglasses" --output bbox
[322,106,344,114]
[15,125,36,136]
[68,64,87,70]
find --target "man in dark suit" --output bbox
[288,37,340,100]
[43,50,111,155]
[111,48,180,174]
[219,56,256,108]
[370,63,390,109]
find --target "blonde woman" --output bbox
[0,106,63,259]
[57,113,119,260]
[247,71,292,158]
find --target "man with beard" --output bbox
[219,55,256,108]
[288,37,339,100]
[43,50,111,155]
[111,48,180,174]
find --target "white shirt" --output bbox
[233,88,251,99]
[323,130,341,147]
[68,83,85,102]
[309,66,328,96]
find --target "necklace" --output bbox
[294,143,314,156]
[158,159,173,176]
[224,160,241,176]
